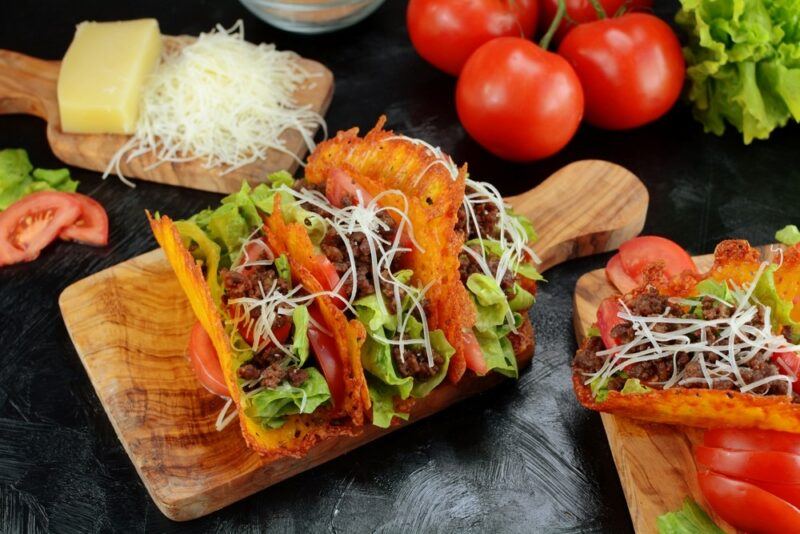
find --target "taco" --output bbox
[304,117,542,384]
[573,235,800,432]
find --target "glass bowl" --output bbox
[239,0,386,34]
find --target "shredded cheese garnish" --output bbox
[215,397,238,431]
[585,262,798,397]
[105,20,326,186]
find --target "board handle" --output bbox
[506,160,649,272]
[0,50,60,122]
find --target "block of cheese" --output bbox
[57,19,162,135]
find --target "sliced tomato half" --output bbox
[696,446,800,490]
[596,297,625,350]
[326,167,373,208]
[698,470,800,534]
[618,236,698,280]
[187,321,229,398]
[307,318,345,408]
[58,193,108,246]
[0,191,81,266]
[462,330,489,376]
[704,428,800,456]
[605,253,639,294]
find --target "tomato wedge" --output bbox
[696,446,800,489]
[704,428,800,456]
[58,193,108,246]
[774,351,800,394]
[187,321,229,397]
[618,236,698,280]
[698,470,800,534]
[307,320,345,408]
[326,167,373,208]
[605,253,639,294]
[462,330,488,376]
[596,297,625,350]
[0,191,80,266]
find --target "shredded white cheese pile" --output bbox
[586,262,799,396]
[105,20,326,186]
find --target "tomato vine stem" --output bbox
[539,0,566,50]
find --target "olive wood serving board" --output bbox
[572,246,780,533]
[59,160,648,521]
[0,40,333,194]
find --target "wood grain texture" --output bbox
[572,250,770,534]
[59,160,648,521]
[0,39,333,194]
[507,160,648,272]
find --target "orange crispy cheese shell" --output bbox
[305,117,474,382]
[573,239,800,432]
[265,197,370,422]
[147,212,360,458]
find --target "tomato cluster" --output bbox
[697,429,800,533]
[407,0,685,161]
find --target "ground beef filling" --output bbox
[573,287,792,398]
[222,264,306,389]
[393,344,445,380]
[459,245,516,298]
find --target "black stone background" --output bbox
[2,1,799,532]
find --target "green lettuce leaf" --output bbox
[657,498,723,534]
[509,208,538,244]
[676,0,800,143]
[621,378,651,395]
[467,273,512,331]
[777,224,800,246]
[754,263,798,333]
[586,325,601,338]
[246,368,330,429]
[464,238,544,282]
[368,379,410,429]
[474,328,518,378]
[360,335,414,400]
[695,278,733,303]
[174,220,222,304]
[0,149,79,210]
[411,330,455,397]
[291,305,310,366]
[508,284,535,312]
[275,254,291,283]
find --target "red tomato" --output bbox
[326,168,373,208]
[0,191,81,266]
[696,446,800,490]
[539,0,653,44]
[774,351,800,394]
[307,323,345,408]
[596,297,625,349]
[704,428,800,456]
[187,321,229,398]
[456,37,584,161]
[462,330,489,375]
[618,236,698,280]
[605,253,639,294]
[558,13,685,130]
[312,254,341,294]
[698,470,800,534]
[407,0,539,76]
[58,193,109,246]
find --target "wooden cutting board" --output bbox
[0,38,333,194]
[59,159,648,521]
[572,245,777,533]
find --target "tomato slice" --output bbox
[596,297,625,350]
[696,446,800,488]
[325,167,373,208]
[774,351,800,394]
[618,236,698,280]
[187,321,229,398]
[0,191,81,266]
[307,320,345,408]
[58,193,108,246]
[228,303,292,348]
[704,428,800,455]
[698,470,800,534]
[461,330,489,375]
[605,253,639,294]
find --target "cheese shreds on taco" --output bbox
[573,236,800,432]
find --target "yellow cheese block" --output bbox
[58,19,162,135]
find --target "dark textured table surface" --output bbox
[2,1,799,532]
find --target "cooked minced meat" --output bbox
[237,346,308,389]
[456,196,500,241]
[458,244,516,298]
[573,287,791,398]
[393,343,445,380]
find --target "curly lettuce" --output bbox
[676,0,800,143]
[0,148,78,210]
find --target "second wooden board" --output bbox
[0,38,333,194]
[572,245,778,533]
